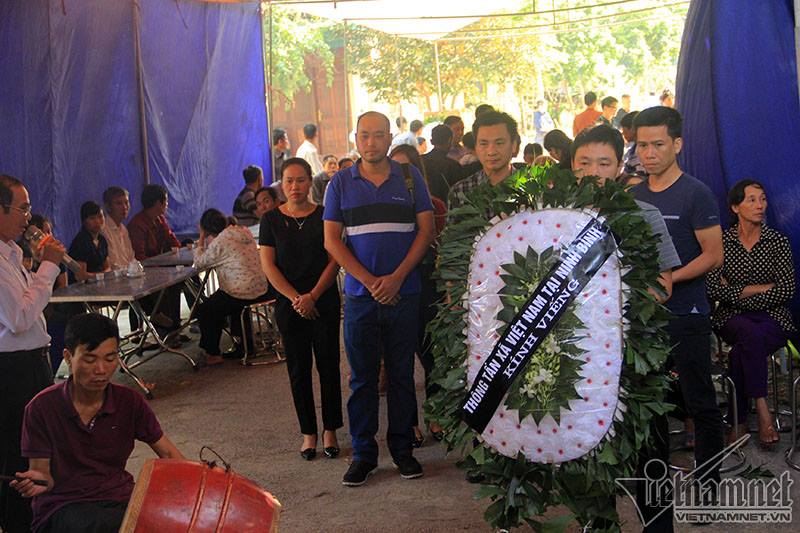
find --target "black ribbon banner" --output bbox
[461,218,618,433]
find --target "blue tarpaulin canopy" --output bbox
[676,0,800,314]
[0,0,269,237]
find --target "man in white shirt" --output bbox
[101,186,135,271]
[0,175,66,532]
[295,123,323,176]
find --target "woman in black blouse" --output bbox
[68,201,109,282]
[259,157,342,460]
[707,179,796,448]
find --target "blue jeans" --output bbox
[344,294,420,463]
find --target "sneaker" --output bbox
[393,456,423,479]
[342,460,377,487]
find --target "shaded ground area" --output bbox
[113,324,800,532]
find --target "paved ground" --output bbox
[110,320,800,532]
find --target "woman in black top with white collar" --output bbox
[259,157,342,460]
[707,178,796,448]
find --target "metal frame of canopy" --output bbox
[247,0,690,169]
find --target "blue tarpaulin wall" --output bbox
[676,0,800,314]
[0,0,269,238]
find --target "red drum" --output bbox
[121,459,281,532]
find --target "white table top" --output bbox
[50,267,198,303]
[141,248,195,267]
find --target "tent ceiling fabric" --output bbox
[277,0,525,40]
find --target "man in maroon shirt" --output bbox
[127,184,180,261]
[127,184,184,333]
[11,313,183,532]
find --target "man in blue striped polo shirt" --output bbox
[324,111,435,486]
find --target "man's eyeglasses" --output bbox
[3,204,32,216]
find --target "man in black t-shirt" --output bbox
[630,107,724,531]
[421,125,465,205]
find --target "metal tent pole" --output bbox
[259,1,273,181]
[434,41,443,112]
[795,0,800,110]
[343,19,352,150]
[132,0,151,185]
[267,1,275,181]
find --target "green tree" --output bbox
[263,4,335,108]
[342,24,437,107]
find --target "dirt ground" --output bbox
[116,324,800,532]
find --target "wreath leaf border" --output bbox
[425,165,673,532]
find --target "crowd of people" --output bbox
[1,90,796,531]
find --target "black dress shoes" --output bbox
[323,446,340,459]
[300,448,316,461]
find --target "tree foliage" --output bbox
[263,1,688,115]
[262,4,335,107]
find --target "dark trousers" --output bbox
[40,500,127,533]
[343,294,420,463]
[665,314,723,485]
[129,286,182,333]
[719,311,787,423]
[274,291,343,435]
[196,290,269,355]
[0,349,53,533]
[46,322,66,374]
[634,409,673,532]
[415,262,442,426]
[632,314,723,532]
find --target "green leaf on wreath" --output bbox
[424,164,673,532]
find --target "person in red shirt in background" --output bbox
[12,313,183,532]
[127,184,184,337]
[572,91,602,137]
[128,184,180,261]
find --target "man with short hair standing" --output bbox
[613,93,631,128]
[311,154,339,206]
[296,123,324,176]
[233,165,264,226]
[422,124,465,204]
[391,116,418,149]
[572,91,602,137]
[101,186,135,271]
[272,127,291,182]
[595,96,618,127]
[533,99,555,145]
[324,111,435,486]
[448,110,520,214]
[630,106,724,530]
[0,175,66,532]
[444,115,467,162]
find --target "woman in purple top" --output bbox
[707,179,796,448]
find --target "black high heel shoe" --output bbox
[300,448,317,461]
[323,446,340,458]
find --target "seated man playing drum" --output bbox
[11,312,183,533]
